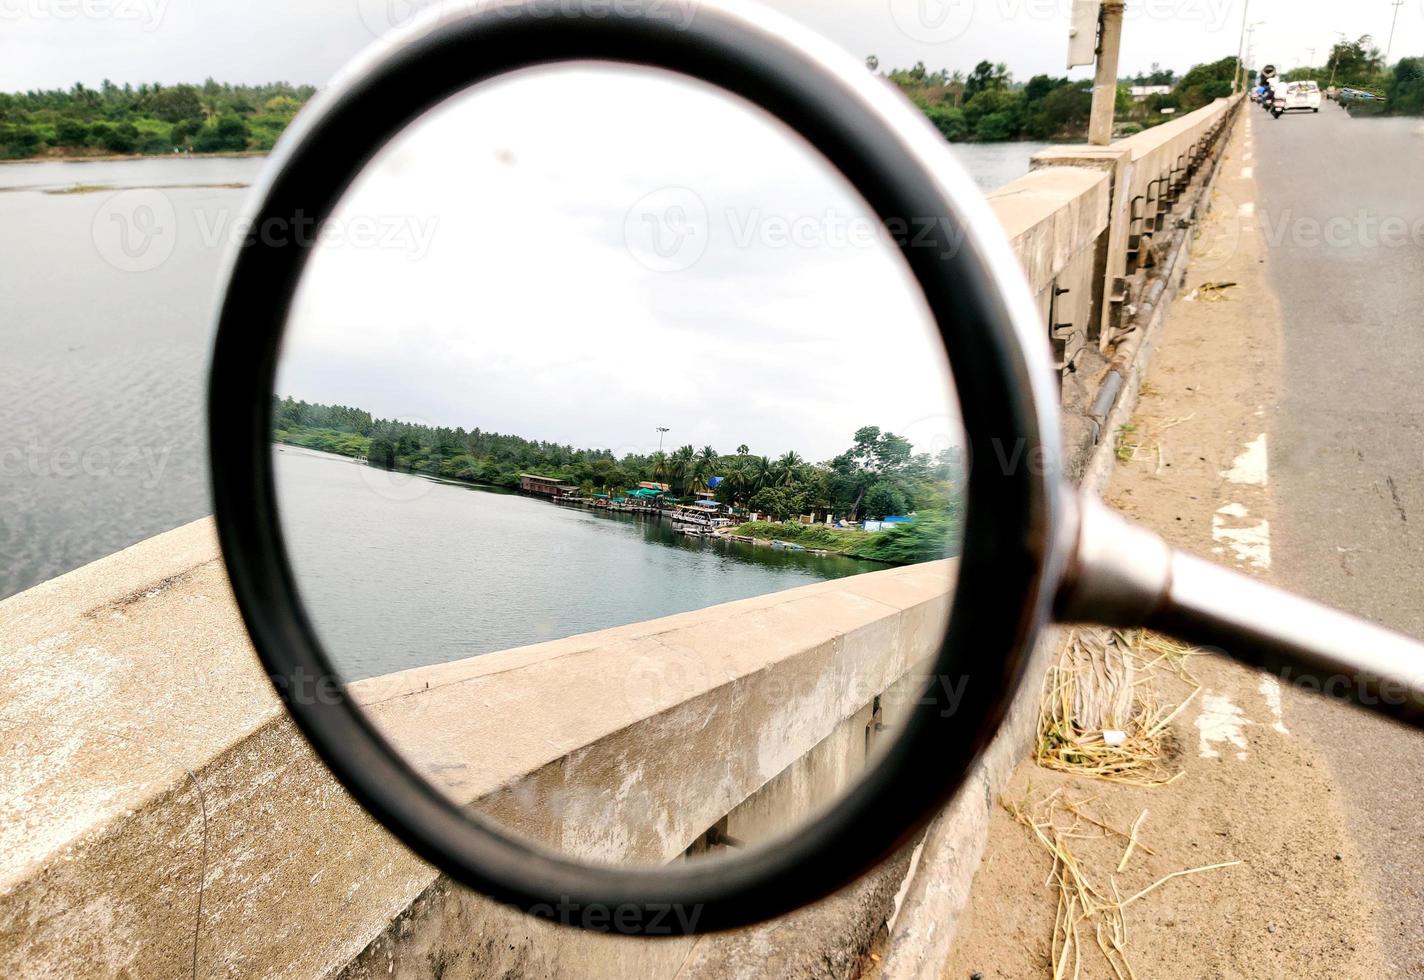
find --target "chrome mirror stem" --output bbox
[1057,492,1424,728]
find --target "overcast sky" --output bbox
[275,66,960,462]
[4,0,1422,93]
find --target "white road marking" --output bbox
[1238,202,1256,217]
[1198,693,1249,760]
[1223,433,1269,486]
[1213,503,1272,570]
[1259,676,1290,734]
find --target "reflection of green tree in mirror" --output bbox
[272,395,964,565]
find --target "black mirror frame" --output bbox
[207,0,1066,935]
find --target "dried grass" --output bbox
[1035,629,1201,787]
[1005,790,1241,980]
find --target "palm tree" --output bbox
[752,455,774,493]
[651,451,669,485]
[736,444,750,457]
[775,451,804,486]
[694,446,719,490]
[670,445,696,496]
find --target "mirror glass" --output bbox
[272,64,965,868]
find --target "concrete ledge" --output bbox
[877,96,1246,979]
[0,521,952,978]
[988,166,1110,295]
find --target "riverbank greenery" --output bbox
[877,58,1096,142]
[1281,37,1424,117]
[732,509,960,565]
[273,396,964,525]
[0,80,314,159]
[731,522,873,554]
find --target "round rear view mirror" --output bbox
[209,0,1424,937]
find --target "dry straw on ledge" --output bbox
[1035,629,1201,787]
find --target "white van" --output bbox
[1279,80,1322,113]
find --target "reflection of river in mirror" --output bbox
[267,61,968,870]
[273,63,964,686]
[275,444,885,679]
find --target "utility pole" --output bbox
[1233,0,1253,93]
[1385,0,1405,67]
[655,427,669,454]
[1328,30,1346,89]
[1088,2,1125,146]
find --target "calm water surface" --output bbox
[276,446,881,678]
[0,144,1034,599]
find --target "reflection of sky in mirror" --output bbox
[277,65,959,463]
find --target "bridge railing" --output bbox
[0,97,1246,980]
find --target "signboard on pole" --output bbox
[1067,0,1102,68]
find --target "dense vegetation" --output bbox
[273,396,964,525]
[1282,36,1424,116]
[733,510,960,565]
[884,40,1424,148]
[0,80,313,159]
[877,58,1097,142]
[875,54,1247,144]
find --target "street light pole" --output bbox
[1088,2,1125,146]
[1234,0,1253,93]
[655,426,669,454]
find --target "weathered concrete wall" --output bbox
[0,521,950,978]
[879,96,1245,978]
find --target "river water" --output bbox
[0,142,1036,603]
[275,446,880,678]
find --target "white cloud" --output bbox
[276,66,961,462]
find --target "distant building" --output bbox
[520,474,576,498]
[1129,85,1173,102]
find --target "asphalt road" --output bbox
[1253,100,1424,974]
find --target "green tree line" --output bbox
[0,79,313,159]
[877,58,1096,143]
[1283,36,1424,117]
[272,396,965,525]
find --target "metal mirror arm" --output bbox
[1056,492,1424,729]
